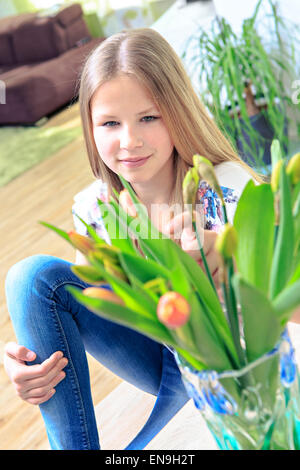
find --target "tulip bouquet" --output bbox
[41,140,300,449]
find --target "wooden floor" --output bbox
[0,103,123,450]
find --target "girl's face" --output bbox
[90,74,175,190]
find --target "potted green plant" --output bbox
[41,140,300,449]
[181,0,299,171]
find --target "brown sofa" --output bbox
[0,3,105,125]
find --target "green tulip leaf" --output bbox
[271,139,282,169]
[108,196,146,256]
[163,242,192,299]
[269,162,294,299]
[119,176,182,265]
[272,279,300,324]
[232,274,280,362]
[186,292,234,371]
[39,221,71,243]
[173,242,236,349]
[234,180,274,294]
[97,199,137,254]
[66,285,175,346]
[72,213,106,245]
[119,251,170,283]
[292,180,300,208]
[288,262,300,286]
[88,253,157,319]
[71,265,106,285]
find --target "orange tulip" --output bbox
[157,292,190,329]
[68,231,94,255]
[82,287,125,306]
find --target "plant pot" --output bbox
[174,330,300,450]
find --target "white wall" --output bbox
[213,0,300,34]
[0,0,17,18]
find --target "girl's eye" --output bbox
[101,116,159,126]
[141,116,159,122]
[102,121,119,127]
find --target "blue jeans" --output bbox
[5,255,189,450]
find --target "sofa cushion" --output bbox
[66,16,91,48]
[55,3,83,27]
[0,13,35,65]
[0,37,104,124]
[0,34,14,66]
[5,4,91,65]
[53,13,90,52]
[13,16,57,64]
[52,21,69,55]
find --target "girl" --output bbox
[4,28,260,450]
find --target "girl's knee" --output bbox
[5,255,68,298]
[6,255,51,289]
[5,255,73,327]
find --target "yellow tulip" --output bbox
[104,260,128,282]
[94,244,120,263]
[286,152,300,186]
[183,167,199,219]
[215,223,238,260]
[271,159,284,193]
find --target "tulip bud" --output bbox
[286,152,300,186]
[193,154,224,203]
[157,292,190,329]
[104,260,128,282]
[94,244,120,264]
[215,223,238,260]
[71,265,106,285]
[83,287,124,305]
[271,159,284,193]
[119,189,137,217]
[183,167,199,221]
[88,251,105,267]
[144,277,169,296]
[68,231,95,255]
[193,154,213,169]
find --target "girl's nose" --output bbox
[120,126,143,150]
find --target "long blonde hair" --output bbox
[79,28,261,207]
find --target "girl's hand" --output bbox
[4,342,68,405]
[291,306,300,324]
[165,211,222,288]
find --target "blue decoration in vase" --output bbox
[199,371,237,415]
[280,330,297,388]
[183,380,205,410]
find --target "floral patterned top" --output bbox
[196,181,239,233]
[72,161,253,240]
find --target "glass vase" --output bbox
[174,330,300,450]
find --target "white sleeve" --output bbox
[214,161,254,195]
[72,180,111,244]
[215,162,254,225]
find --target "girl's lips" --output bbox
[119,156,151,168]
